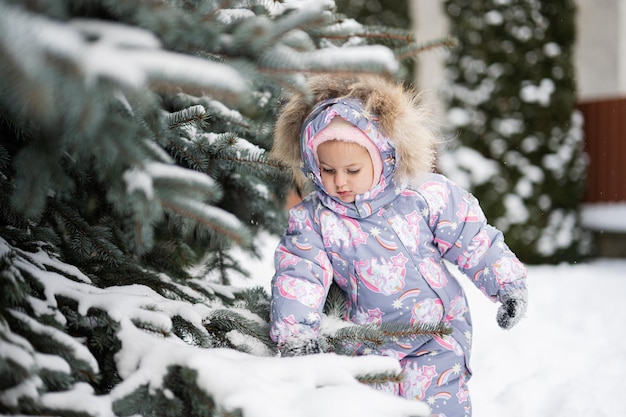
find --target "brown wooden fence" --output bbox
[577,97,626,203]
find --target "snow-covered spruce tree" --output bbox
[335,0,414,79]
[0,1,442,416]
[440,0,592,263]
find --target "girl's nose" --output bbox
[334,172,346,187]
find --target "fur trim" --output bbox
[270,75,440,191]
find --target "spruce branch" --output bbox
[377,321,452,339]
[166,135,211,172]
[232,286,271,322]
[171,315,212,348]
[166,105,208,130]
[143,238,199,280]
[323,283,452,354]
[158,197,250,247]
[7,309,98,382]
[316,24,415,43]
[130,318,171,338]
[325,321,452,355]
[210,151,283,177]
[395,36,458,62]
[330,323,386,346]
[356,371,404,386]
[203,308,273,351]
[47,201,125,266]
[148,161,223,203]
[322,281,347,318]
[113,365,219,417]
[197,249,243,287]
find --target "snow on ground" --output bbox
[457,259,626,417]
[581,202,626,232]
[236,205,626,417]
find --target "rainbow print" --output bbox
[472,269,484,281]
[361,202,373,216]
[328,251,343,261]
[398,287,421,302]
[375,233,398,251]
[437,368,457,387]
[431,391,452,401]
[292,238,312,251]
[437,220,453,229]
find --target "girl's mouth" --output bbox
[336,191,354,202]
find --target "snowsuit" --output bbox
[269,76,527,417]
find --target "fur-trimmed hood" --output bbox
[271,75,440,194]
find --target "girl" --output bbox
[269,75,528,416]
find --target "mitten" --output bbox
[279,337,321,357]
[496,287,528,329]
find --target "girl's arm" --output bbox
[421,175,527,326]
[269,202,333,355]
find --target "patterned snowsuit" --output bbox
[269,88,527,417]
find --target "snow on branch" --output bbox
[146,162,221,201]
[69,18,162,49]
[259,44,399,75]
[119,48,248,101]
[1,237,431,417]
[158,196,250,247]
[110,342,431,417]
[0,3,248,103]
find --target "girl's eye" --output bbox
[347,169,360,174]
[322,167,335,174]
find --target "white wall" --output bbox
[408,0,449,123]
[409,1,448,94]
[410,0,626,103]
[574,0,626,100]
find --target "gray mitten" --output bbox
[279,337,321,357]
[497,288,528,329]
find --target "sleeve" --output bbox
[420,176,527,302]
[269,201,334,353]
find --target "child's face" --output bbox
[317,140,374,203]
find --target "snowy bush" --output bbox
[440,0,592,263]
